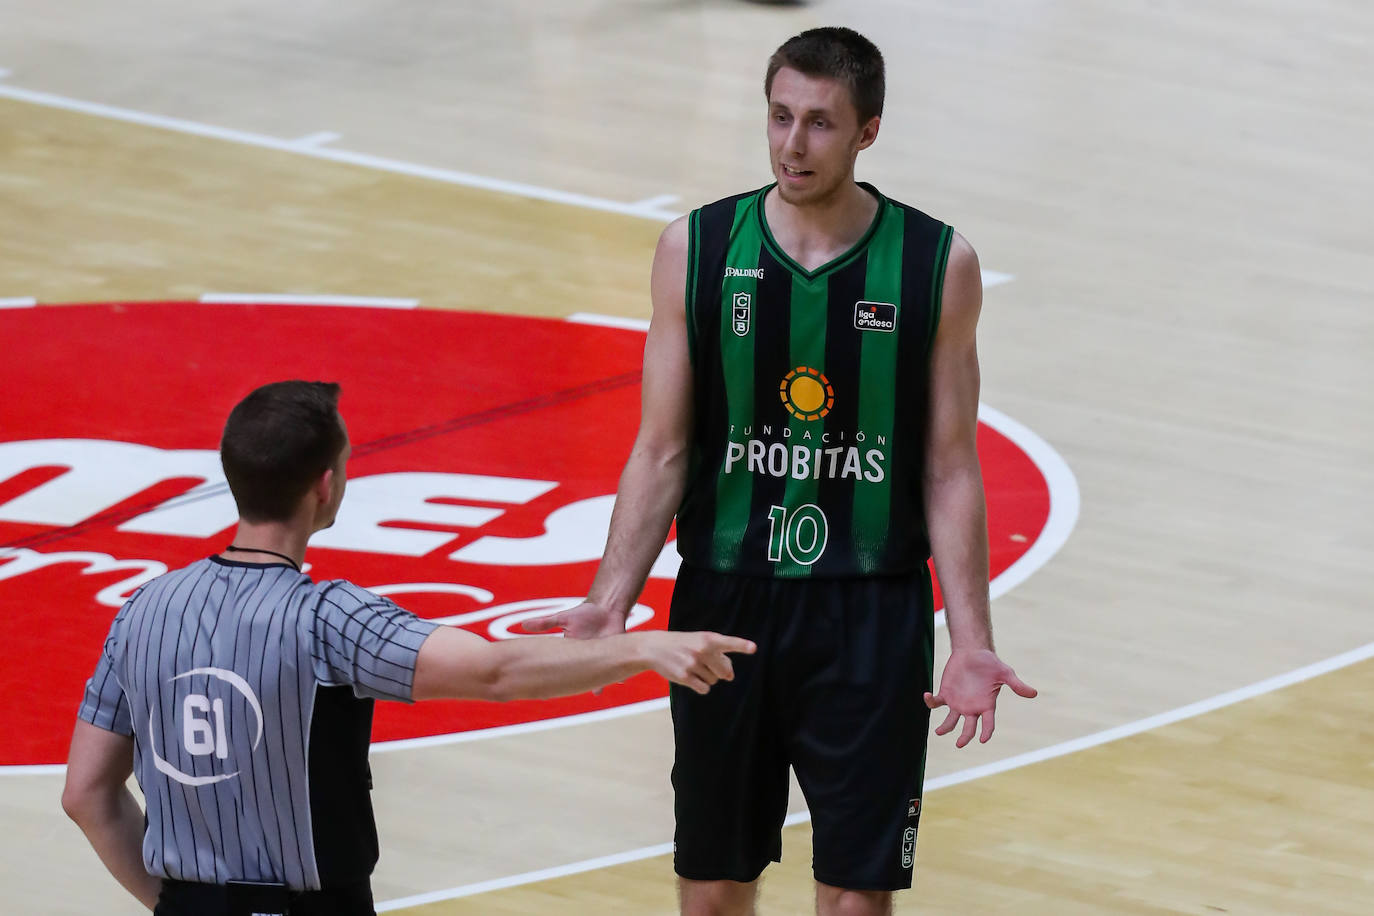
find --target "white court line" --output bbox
[199,293,419,309]
[370,699,669,754]
[0,78,1026,274]
[978,402,1080,602]
[0,297,37,308]
[375,638,1374,910]
[567,312,651,332]
[0,764,63,776]
[291,131,341,148]
[631,193,680,209]
[0,83,682,222]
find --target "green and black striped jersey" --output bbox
[676,183,954,578]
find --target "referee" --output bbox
[61,380,753,916]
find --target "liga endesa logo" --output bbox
[0,303,1057,766]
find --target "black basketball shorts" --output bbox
[667,563,936,891]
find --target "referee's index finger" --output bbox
[708,634,757,655]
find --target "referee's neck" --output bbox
[224,519,310,570]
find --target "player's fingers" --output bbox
[979,707,996,743]
[956,716,978,748]
[684,674,710,695]
[519,613,565,634]
[934,708,959,735]
[1005,670,1038,698]
[923,691,946,710]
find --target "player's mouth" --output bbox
[780,164,813,180]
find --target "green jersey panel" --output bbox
[678,184,953,578]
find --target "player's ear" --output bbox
[857,115,880,151]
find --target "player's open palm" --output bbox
[521,600,627,639]
[924,648,1037,748]
[646,632,756,695]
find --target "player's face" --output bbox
[767,67,880,207]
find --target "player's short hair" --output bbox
[221,380,346,523]
[765,27,886,124]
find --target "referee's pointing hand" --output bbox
[644,632,757,695]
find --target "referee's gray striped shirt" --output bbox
[78,555,440,890]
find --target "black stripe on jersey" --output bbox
[679,194,748,560]
[884,210,946,568]
[744,245,795,561]
[810,253,869,576]
[685,208,701,364]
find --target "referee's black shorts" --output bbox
[155,878,374,915]
[668,563,935,891]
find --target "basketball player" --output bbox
[61,380,754,916]
[523,27,1037,916]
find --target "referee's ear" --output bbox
[311,467,340,531]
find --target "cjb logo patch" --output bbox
[854,300,896,333]
[733,292,751,337]
[901,797,921,870]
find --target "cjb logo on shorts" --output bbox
[901,797,921,870]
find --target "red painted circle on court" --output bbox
[0,303,1051,765]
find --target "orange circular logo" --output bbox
[779,366,835,420]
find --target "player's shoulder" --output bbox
[673,185,770,258]
[871,185,948,234]
[685,185,770,233]
[692,186,767,215]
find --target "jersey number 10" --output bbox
[766,504,829,566]
[183,694,230,760]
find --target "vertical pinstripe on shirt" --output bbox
[78,556,439,890]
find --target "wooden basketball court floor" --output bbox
[2,1,1372,912]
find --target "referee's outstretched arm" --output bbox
[412,625,755,701]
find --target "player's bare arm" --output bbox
[412,624,753,700]
[920,231,1036,747]
[522,215,694,638]
[62,721,162,910]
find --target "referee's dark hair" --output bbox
[221,380,346,522]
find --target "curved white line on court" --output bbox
[978,402,1080,603]
[374,638,1374,910]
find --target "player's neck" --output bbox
[764,181,878,270]
[225,520,309,569]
